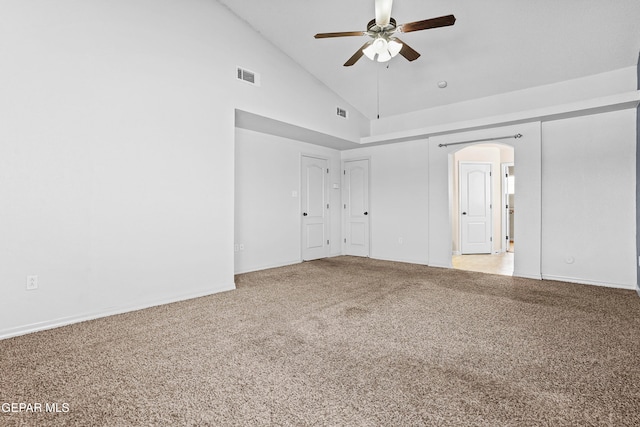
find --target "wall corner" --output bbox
[636,51,640,292]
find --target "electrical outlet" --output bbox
[26,275,38,290]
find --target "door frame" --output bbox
[342,157,371,257]
[458,161,493,255]
[300,154,331,261]
[501,162,514,253]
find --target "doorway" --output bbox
[451,144,514,275]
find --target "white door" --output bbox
[460,162,492,254]
[301,156,329,261]
[344,159,370,257]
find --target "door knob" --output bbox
[462,212,467,215]
[364,212,368,215]
[303,212,308,216]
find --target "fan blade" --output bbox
[394,38,420,61]
[375,0,393,27]
[314,31,365,39]
[400,14,456,33]
[344,42,373,67]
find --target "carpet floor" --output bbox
[1,256,639,426]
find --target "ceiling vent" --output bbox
[237,67,260,86]
[336,107,348,119]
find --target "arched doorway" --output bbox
[427,122,541,280]
[450,143,515,275]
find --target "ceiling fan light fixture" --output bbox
[376,50,392,62]
[362,36,400,62]
[388,39,402,57]
[363,44,377,61]
[372,37,388,54]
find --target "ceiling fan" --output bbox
[314,0,455,66]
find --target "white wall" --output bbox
[0,0,367,338]
[354,84,637,290]
[371,67,637,136]
[342,110,636,290]
[341,140,430,265]
[635,57,640,294]
[541,109,637,288]
[0,0,235,337]
[234,128,342,274]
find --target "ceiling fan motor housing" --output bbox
[367,17,397,33]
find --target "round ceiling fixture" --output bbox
[437,81,448,88]
[363,36,403,62]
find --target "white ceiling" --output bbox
[219,0,640,120]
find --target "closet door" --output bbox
[344,159,370,257]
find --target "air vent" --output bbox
[336,107,348,119]
[236,67,260,86]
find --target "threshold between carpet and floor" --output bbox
[1,256,639,426]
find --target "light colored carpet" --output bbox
[1,256,639,426]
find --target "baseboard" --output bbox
[514,271,543,280]
[235,254,369,275]
[0,283,236,341]
[427,262,454,269]
[371,256,429,266]
[234,259,302,275]
[541,274,636,290]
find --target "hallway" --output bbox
[452,251,514,276]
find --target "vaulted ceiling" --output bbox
[219,0,640,120]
